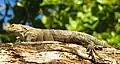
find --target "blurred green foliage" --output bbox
[0,0,120,47]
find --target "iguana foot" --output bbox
[87,44,103,62]
[15,37,21,43]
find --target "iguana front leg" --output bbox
[15,32,25,43]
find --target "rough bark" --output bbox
[0,41,119,64]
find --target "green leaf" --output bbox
[17,2,24,7]
[40,0,60,6]
[97,0,117,5]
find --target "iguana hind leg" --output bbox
[87,43,103,62]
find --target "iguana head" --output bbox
[5,23,34,33]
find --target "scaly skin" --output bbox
[5,23,111,61]
[5,23,110,47]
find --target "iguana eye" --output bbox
[10,24,15,27]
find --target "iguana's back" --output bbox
[5,23,110,48]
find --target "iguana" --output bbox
[5,23,111,61]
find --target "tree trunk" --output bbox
[0,41,119,64]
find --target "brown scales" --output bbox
[5,23,111,62]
